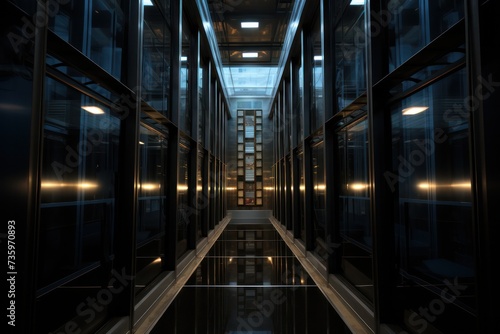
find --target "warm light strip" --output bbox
[418,182,471,189]
[82,106,105,115]
[348,183,368,190]
[140,183,161,190]
[451,183,471,189]
[41,182,99,189]
[402,106,428,115]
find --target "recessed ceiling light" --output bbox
[241,22,259,28]
[350,0,365,5]
[82,106,105,115]
[242,52,258,58]
[402,106,429,115]
[143,0,153,6]
[314,55,323,61]
[181,56,188,61]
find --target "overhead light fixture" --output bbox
[402,106,428,115]
[143,0,154,6]
[82,106,105,115]
[242,52,258,58]
[139,141,145,145]
[181,56,188,61]
[350,0,365,5]
[314,55,323,61]
[241,22,259,28]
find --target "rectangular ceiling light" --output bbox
[143,0,154,5]
[314,55,323,61]
[82,106,105,115]
[241,22,259,28]
[242,52,258,58]
[350,0,365,5]
[402,106,429,115]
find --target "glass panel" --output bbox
[222,66,278,96]
[311,18,324,132]
[391,68,475,311]
[37,77,120,332]
[136,126,167,295]
[197,150,204,240]
[297,151,305,241]
[48,0,125,80]
[335,3,366,110]
[39,77,119,287]
[198,62,206,145]
[177,139,190,259]
[143,3,171,116]
[311,139,326,263]
[337,118,373,301]
[388,0,465,70]
[179,15,192,134]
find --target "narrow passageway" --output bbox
[150,219,349,333]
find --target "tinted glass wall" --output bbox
[2,0,230,332]
[270,0,497,333]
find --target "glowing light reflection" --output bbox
[347,183,368,190]
[417,182,471,190]
[41,182,99,189]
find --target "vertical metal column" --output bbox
[366,0,397,329]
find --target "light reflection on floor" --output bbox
[151,219,351,333]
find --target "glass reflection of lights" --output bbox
[177,185,189,191]
[402,106,429,115]
[417,182,471,190]
[81,106,105,115]
[347,183,368,190]
[41,182,99,189]
[140,183,161,190]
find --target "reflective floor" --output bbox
[151,219,352,333]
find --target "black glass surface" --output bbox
[151,220,352,333]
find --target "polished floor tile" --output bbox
[151,220,352,333]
